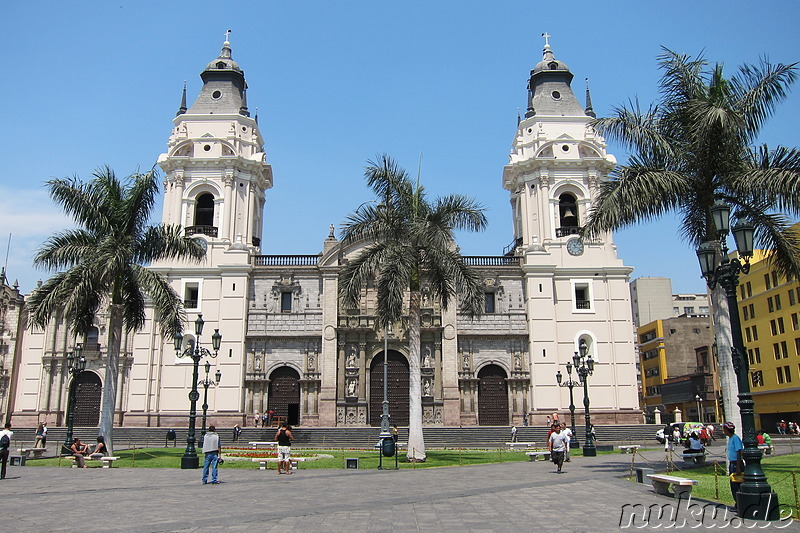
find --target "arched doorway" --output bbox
[369,350,409,427]
[477,364,509,426]
[72,372,102,427]
[268,367,300,426]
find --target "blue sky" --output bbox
[3,1,799,294]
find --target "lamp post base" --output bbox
[736,491,780,521]
[582,444,597,457]
[181,454,200,469]
[570,441,580,449]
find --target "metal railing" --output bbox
[185,225,218,237]
[555,226,582,237]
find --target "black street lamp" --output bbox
[696,201,778,520]
[555,357,581,449]
[695,394,703,424]
[378,324,397,470]
[199,361,222,440]
[173,314,222,469]
[574,340,596,456]
[61,343,86,456]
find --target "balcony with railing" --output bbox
[253,255,320,267]
[463,256,521,267]
[575,299,591,310]
[185,225,218,238]
[555,226,582,238]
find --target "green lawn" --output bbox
[636,453,800,520]
[27,446,607,470]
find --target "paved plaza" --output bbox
[1,447,798,532]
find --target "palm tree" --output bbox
[583,49,800,429]
[339,155,487,461]
[27,167,204,453]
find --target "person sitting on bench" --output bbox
[90,436,107,459]
[685,431,704,452]
[71,438,90,468]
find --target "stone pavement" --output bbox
[1,446,797,532]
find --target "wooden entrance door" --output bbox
[369,351,409,427]
[268,367,301,425]
[73,372,102,427]
[478,364,509,426]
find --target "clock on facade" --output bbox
[193,237,208,254]
[566,237,584,256]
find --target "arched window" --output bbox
[194,193,215,227]
[557,193,579,236]
[84,326,100,352]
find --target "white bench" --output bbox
[248,441,278,449]
[758,444,773,455]
[618,445,640,454]
[506,442,535,449]
[681,450,706,465]
[71,456,119,468]
[525,451,551,461]
[648,474,698,497]
[373,441,407,450]
[20,448,48,459]
[251,457,302,471]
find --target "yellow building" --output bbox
[638,315,719,423]
[738,249,800,430]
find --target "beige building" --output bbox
[10,37,641,429]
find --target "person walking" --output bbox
[510,425,518,443]
[0,422,12,479]
[723,422,744,510]
[560,422,573,462]
[548,424,569,474]
[232,424,242,443]
[202,425,221,485]
[275,422,294,475]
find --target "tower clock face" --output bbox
[193,237,208,254]
[566,237,584,256]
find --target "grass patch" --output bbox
[635,453,800,520]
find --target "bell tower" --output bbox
[502,35,640,418]
[157,35,272,266]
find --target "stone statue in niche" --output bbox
[514,352,522,370]
[346,345,357,368]
[422,345,432,368]
[463,353,470,370]
[254,356,261,371]
[346,378,357,397]
[307,352,315,371]
[423,378,432,397]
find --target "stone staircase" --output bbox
[6,424,660,452]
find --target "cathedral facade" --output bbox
[10,38,641,428]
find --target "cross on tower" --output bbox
[225,29,232,42]
[542,32,551,47]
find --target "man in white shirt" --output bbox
[201,425,221,485]
[0,422,13,479]
[549,424,569,473]
[560,423,573,462]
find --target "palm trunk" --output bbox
[711,286,741,431]
[99,303,124,454]
[406,291,426,462]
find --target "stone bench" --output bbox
[758,444,773,455]
[648,474,698,497]
[251,457,301,471]
[71,456,119,468]
[19,448,48,459]
[525,451,551,461]
[617,445,640,454]
[248,441,278,449]
[681,451,706,465]
[505,442,535,449]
